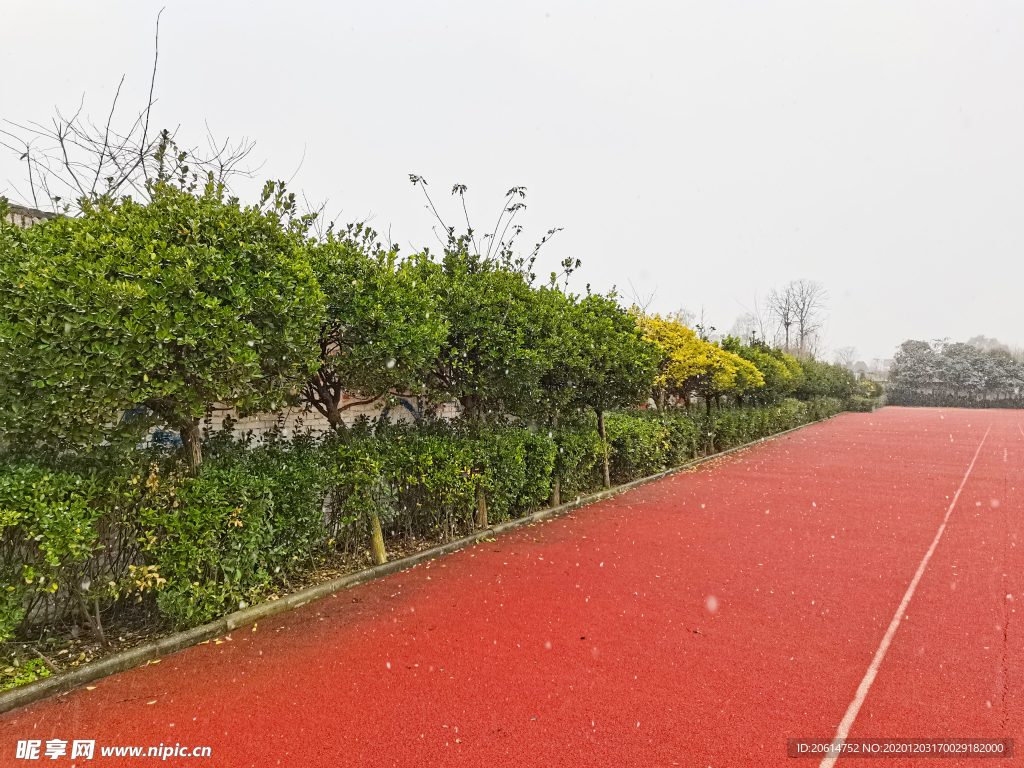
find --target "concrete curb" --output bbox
[0,410,844,715]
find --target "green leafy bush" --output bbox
[1,658,51,691]
[0,396,858,639]
[605,412,677,482]
[515,431,559,510]
[475,426,555,521]
[856,379,884,398]
[135,439,329,627]
[845,395,884,413]
[368,422,475,541]
[363,421,555,538]
[138,463,277,626]
[793,360,858,400]
[0,465,108,641]
[552,416,604,500]
[709,397,844,450]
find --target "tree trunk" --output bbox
[179,419,203,474]
[368,509,387,564]
[475,482,488,528]
[549,412,560,507]
[77,592,106,648]
[93,597,107,648]
[460,394,479,421]
[598,408,610,489]
[323,387,343,429]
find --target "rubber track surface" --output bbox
[2,407,1021,766]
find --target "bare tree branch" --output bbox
[141,7,164,187]
[790,278,828,356]
[834,346,858,367]
[1,9,259,215]
[625,280,657,312]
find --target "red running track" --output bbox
[2,407,1022,767]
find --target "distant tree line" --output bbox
[888,339,1024,408]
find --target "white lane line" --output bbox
[819,426,991,768]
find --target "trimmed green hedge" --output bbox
[0,397,865,637]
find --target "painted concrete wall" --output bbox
[192,395,462,444]
[3,202,56,229]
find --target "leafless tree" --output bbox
[729,312,759,344]
[674,306,696,328]
[736,293,773,345]
[766,284,797,351]
[791,279,828,354]
[833,346,858,367]
[767,279,828,355]
[0,11,258,214]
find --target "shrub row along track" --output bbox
[2,407,1021,766]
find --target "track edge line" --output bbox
[818,425,992,768]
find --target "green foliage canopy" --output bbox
[304,224,446,428]
[413,237,548,420]
[569,293,661,419]
[0,182,324,468]
[721,336,793,403]
[792,358,857,400]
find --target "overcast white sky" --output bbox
[3,1,1022,362]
